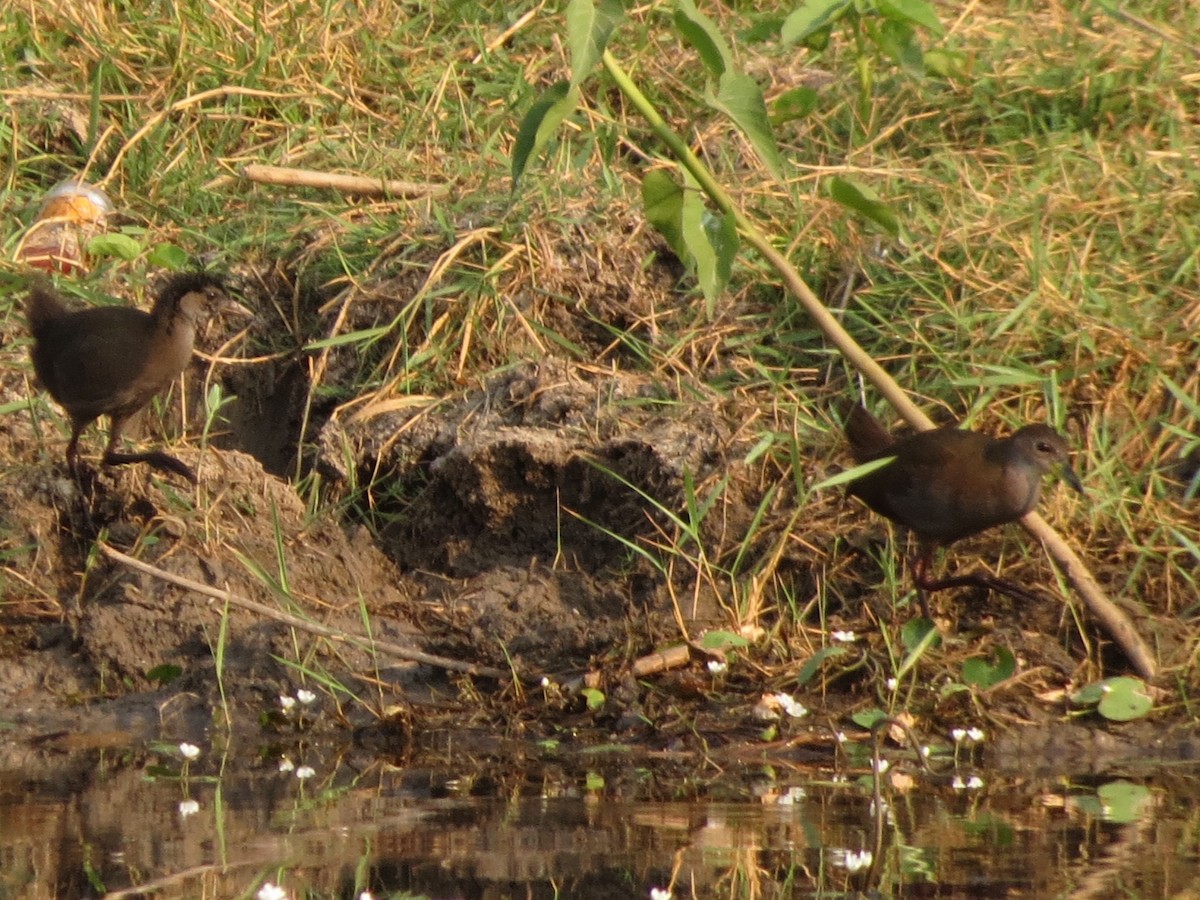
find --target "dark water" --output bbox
[2,740,1198,899]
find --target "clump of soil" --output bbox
[316,358,762,672]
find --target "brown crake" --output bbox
[845,404,1083,605]
[26,273,228,483]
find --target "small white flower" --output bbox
[278,757,295,773]
[540,676,551,687]
[872,758,889,774]
[650,889,673,900]
[952,775,966,790]
[886,677,899,691]
[257,883,288,900]
[296,689,317,705]
[835,731,847,744]
[178,799,200,817]
[921,745,932,758]
[771,692,808,718]
[295,765,316,780]
[951,728,967,743]
[706,660,728,674]
[967,775,984,789]
[967,727,985,743]
[178,742,200,761]
[359,893,374,900]
[279,695,297,713]
[831,630,856,643]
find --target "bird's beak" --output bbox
[1060,462,1084,495]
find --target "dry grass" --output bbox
[1,0,1197,697]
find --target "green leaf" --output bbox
[875,18,924,77]
[511,81,579,188]
[708,71,785,179]
[924,48,969,79]
[829,176,900,237]
[781,0,852,45]
[702,208,738,300]
[795,645,848,687]
[673,0,733,77]
[895,617,940,679]
[680,170,736,307]
[875,0,944,36]
[146,242,189,270]
[961,647,1016,689]
[851,707,888,730]
[1070,681,1106,706]
[87,232,142,260]
[642,168,686,259]
[771,85,820,124]
[1096,781,1152,823]
[1096,677,1153,722]
[580,687,606,711]
[566,0,623,87]
[584,770,605,790]
[700,630,750,650]
[146,663,183,685]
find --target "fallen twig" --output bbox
[241,163,449,199]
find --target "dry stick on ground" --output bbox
[98,543,509,681]
[602,52,1157,681]
[241,163,450,199]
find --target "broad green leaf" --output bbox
[876,18,924,78]
[708,71,785,179]
[680,170,737,307]
[701,208,737,300]
[87,232,142,260]
[771,85,820,124]
[829,176,900,237]
[961,647,1016,689]
[924,48,969,79]
[642,168,686,260]
[146,664,183,685]
[1096,781,1152,823]
[673,0,733,77]
[580,687,606,711]
[146,242,188,270]
[1096,677,1153,722]
[781,0,852,45]
[700,630,750,650]
[795,645,848,687]
[680,170,717,290]
[511,81,578,188]
[566,0,623,87]
[851,707,888,730]
[876,0,944,36]
[1070,681,1106,706]
[896,617,939,679]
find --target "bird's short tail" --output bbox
[844,403,895,462]
[24,278,70,335]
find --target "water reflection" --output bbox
[1,746,1197,899]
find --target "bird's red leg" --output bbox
[913,543,1044,605]
[101,416,197,483]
